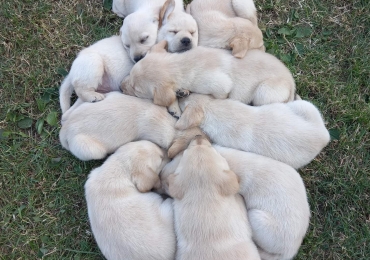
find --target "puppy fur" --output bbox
[121,41,295,117]
[157,0,199,53]
[186,0,264,58]
[85,141,175,260]
[161,146,310,260]
[59,36,133,114]
[167,136,261,260]
[59,92,205,161]
[171,94,330,169]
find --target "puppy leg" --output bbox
[68,134,108,161]
[168,99,182,119]
[252,79,293,106]
[168,127,207,158]
[71,52,106,103]
[75,88,105,103]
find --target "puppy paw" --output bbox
[90,93,105,103]
[176,89,190,98]
[169,111,180,119]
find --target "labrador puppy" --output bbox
[85,141,175,260]
[59,92,205,161]
[186,0,264,58]
[170,94,330,169]
[121,41,295,117]
[157,0,198,53]
[161,145,310,260]
[167,136,260,260]
[114,0,166,62]
[115,0,196,62]
[59,36,134,114]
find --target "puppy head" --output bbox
[168,136,239,199]
[120,11,159,63]
[157,0,198,53]
[120,41,177,106]
[129,141,169,193]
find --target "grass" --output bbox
[0,0,369,259]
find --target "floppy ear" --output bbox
[132,167,160,193]
[153,85,176,107]
[168,174,184,199]
[159,0,175,27]
[168,127,206,158]
[218,170,240,196]
[230,37,250,59]
[150,40,168,53]
[175,103,204,130]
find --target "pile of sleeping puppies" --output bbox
[59,0,331,259]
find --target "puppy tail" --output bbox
[59,76,73,114]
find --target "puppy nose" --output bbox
[134,55,144,62]
[181,37,191,46]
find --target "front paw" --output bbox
[176,89,190,98]
[90,93,105,103]
[168,110,180,119]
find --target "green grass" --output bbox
[0,0,369,258]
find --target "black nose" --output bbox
[134,55,144,62]
[181,37,191,46]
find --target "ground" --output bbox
[0,0,369,259]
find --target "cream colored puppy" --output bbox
[161,145,310,260]
[59,36,134,114]
[186,0,264,58]
[167,136,260,260]
[114,0,166,62]
[121,41,295,117]
[116,0,196,62]
[85,141,175,260]
[59,92,205,161]
[157,0,198,53]
[172,94,330,169]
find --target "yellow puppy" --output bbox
[85,141,175,260]
[186,0,264,58]
[167,136,260,260]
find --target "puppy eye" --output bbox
[140,36,149,44]
[170,30,178,34]
[124,44,130,48]
[190,31,195,35]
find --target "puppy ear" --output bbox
[151,40,168,53]
[168,127,206,158]
[168,174,184,199]
[218,170,240,196]
[132,167,160,193]
[185,3,191,14]
[175,103,204,130]
[230,37,250,59]
[159,0,176,27]
[153,85,176,107]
